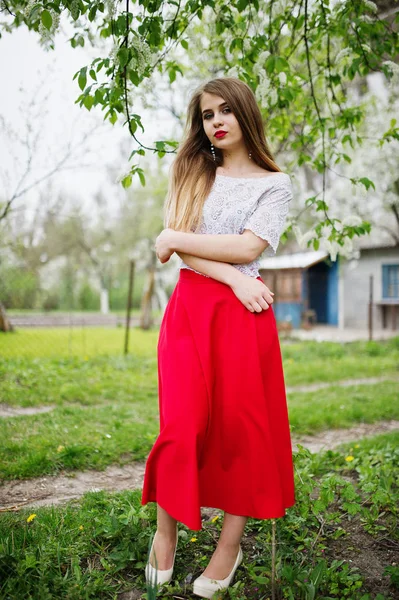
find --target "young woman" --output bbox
[141,76,296,599]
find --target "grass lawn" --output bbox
[0,431,397,599]
[1,331,398,598]
[0,333,398,480]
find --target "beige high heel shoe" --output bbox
[193,545,243,599]
[145,524,178,587]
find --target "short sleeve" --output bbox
[242,175,292,257]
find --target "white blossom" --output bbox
[359,14,375,23]
[321,224,333,239]
[243,37,253,52]
[361,43,372,54]
[278,72,287,86]
[255,78,272,108]
[269,88,278,106]
[383,60,399,87]
[226,65,241,78]
[335,48,352,63]
[299,230,316,248]
[334,220,343,232]
[362,0,378,13]
[127,36,152,77]
[253,50,271,76]
[105,0,117,19]
[342,236,353,253]
[323,239,341,261]
[342,215,362,226]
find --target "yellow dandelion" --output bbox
[345,455,354,462]
[27,513,37,522]
[190,537,197,542]
[211,515,220,523]
[57,445,65,453]
[354,444,360,448]
[79,525,84,530]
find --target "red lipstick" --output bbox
[215,131,227,138]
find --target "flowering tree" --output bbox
[291,79,399,260]
[1,0,399,258]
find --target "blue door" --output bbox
[307,260,338,325]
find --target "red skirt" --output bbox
[141,268,296,530]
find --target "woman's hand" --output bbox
[230,275,274,313]
[155,228,177,263]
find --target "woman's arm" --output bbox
[176,251,275,313]
[176,251,247,287]
[171,230,267,264]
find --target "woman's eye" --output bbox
[204,108,231,119]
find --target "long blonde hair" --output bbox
[164,76,282,232]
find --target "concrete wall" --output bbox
[341,247,399,329]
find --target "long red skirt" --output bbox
[141,268,296,530]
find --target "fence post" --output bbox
[368,274,373,341]
[124,259,135,355]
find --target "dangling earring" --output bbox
[249,151,252,160]
[210,143,216,161]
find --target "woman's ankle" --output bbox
[156,527,177,543]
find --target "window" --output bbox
[382,264,399,299]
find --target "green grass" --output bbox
[0,354,158,408]
[0,376,398,480]
[0,326,159,359]
[0,430,397,600]
[1,332,398,598]
[287,380,399,436]
[281,337,399,384]
[1,335,398,480]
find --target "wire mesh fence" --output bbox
[0,260,168,359]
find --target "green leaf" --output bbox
[121,175,132,188]
[78,67,87,91]
[138,170,146,186]
[83,95,94,111]
[169,67,176,83]
[88,6,97,21]
[359,177,375,191]
[265,55,275,74]
[41,10,52,30]
[237,0,249,11]
[274,56,289,73]
[118,47,129,68]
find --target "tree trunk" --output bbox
[140,266,155,330]
[100,286,109,314]
[0,302,14,332]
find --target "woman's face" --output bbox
[200,92,243,151]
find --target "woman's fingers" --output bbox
[251,300,269,312]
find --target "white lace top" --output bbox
[179,172,293,278]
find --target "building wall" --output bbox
[341,247,399,329]
[261,268,303,327]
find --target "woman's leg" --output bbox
[149,504,178,570]
[201,512,248,579]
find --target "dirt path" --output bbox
[285,375,399,394]
[1,419,398,511]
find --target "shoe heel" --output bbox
[145,524,178,587]
[193,545,243,599]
